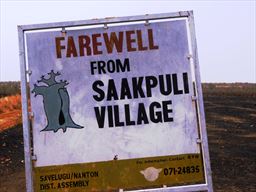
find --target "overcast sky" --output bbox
[0,0,255,82]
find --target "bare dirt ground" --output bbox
[0,85,255,191]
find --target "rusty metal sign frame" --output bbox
[18,10,213,192]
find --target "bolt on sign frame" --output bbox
[19,11,213,192]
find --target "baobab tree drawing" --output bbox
[32,70,83,133]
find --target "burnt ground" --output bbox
[0,124,25,191]
[0,91,255,191]
[205,95,256,192]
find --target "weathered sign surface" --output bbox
[20,12,212,192]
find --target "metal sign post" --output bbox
[19,11,213,192]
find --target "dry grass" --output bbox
[0,95,22,132]
[0,95,21,113]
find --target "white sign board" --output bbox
[19,11,213,192]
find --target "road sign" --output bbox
[19,11,213,192]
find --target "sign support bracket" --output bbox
[18,25,34,192]
[187,11,214,192]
